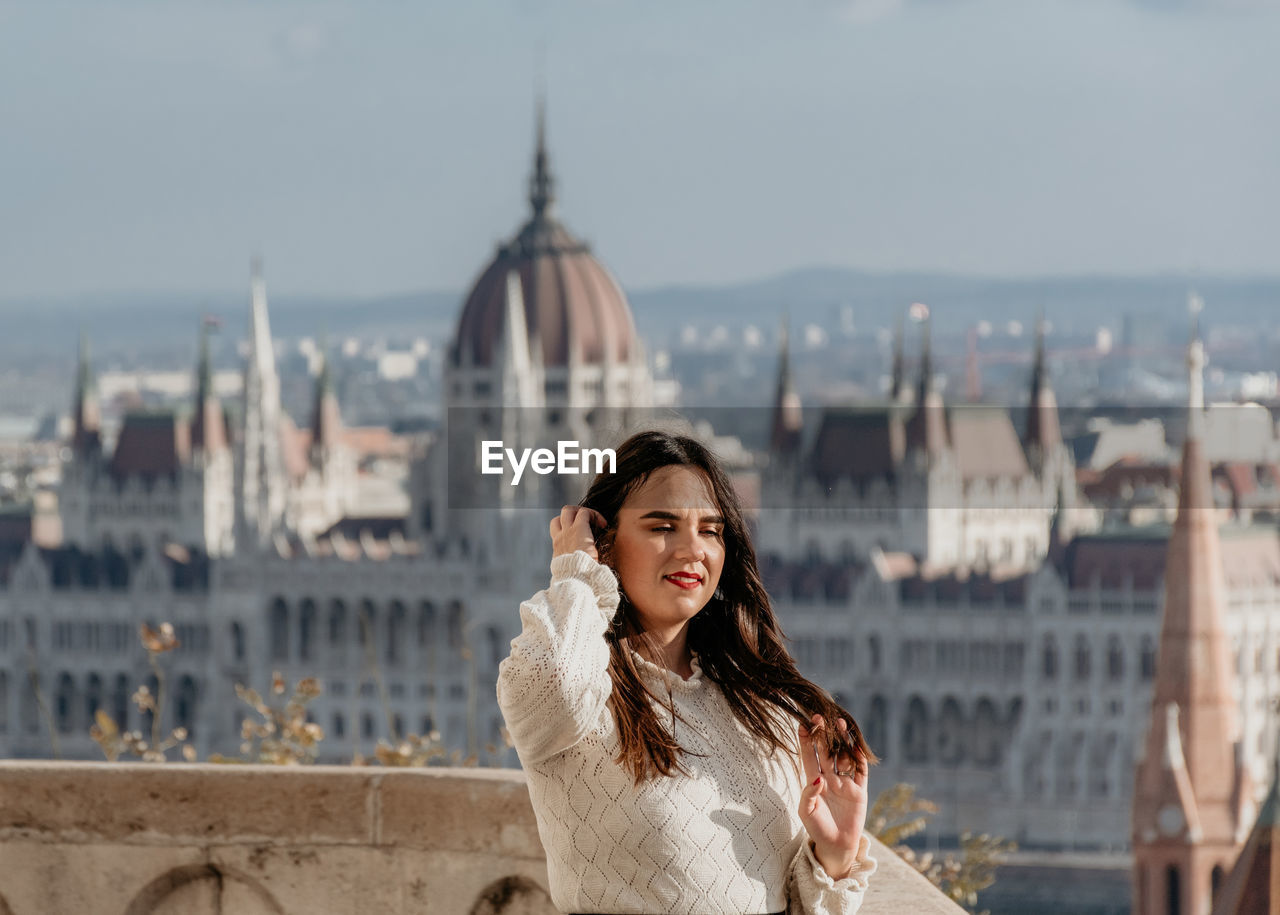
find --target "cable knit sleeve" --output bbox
[786,834,876,915]
[496,550,620,767]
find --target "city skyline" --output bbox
[2,0,1278,301]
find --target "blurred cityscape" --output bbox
[1,118,1278,915]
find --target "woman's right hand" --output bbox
[550,505,608,561]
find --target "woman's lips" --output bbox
[664,573,702,591]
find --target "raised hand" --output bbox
[550,505,608,561]
[797,714,869,880]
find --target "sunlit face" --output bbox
[608,465,727,638]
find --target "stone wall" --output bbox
[0,761,963,914]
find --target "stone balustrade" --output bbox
[0,761,964,914]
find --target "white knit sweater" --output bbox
[496,551,876,915]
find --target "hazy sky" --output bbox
[2,0,1278,299]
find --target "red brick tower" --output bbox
[1132,310,1253,915]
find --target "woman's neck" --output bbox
[642,624,695,679]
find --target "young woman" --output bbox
[497,430,876,914]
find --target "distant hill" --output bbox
[1,268,1277,357]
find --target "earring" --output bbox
[713,586,725,601]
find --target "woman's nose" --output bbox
[672,528,705,561]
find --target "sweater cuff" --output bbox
[549,550,620,614]
[804,834,876,891]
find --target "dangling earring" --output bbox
[713,586,725,601]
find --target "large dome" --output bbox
[451,117,639,369]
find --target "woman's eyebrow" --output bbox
[637,510,725,525]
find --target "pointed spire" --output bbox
[890,309,907,404]
[190,316,226,454]
[905,306,948,459]
[770,313,803,458]
[916,310,932,406]
[499,270,537,412]
[1132,293,1249,898]
[196,317,213,403]
[237,257,287,545]
[310,339,343,458]
[528,97,556,220]
[1187,289,1206,440]
[1025,309,1062,457]
[72,331,102,457]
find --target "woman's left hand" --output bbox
[797,714,869,879]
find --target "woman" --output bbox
[497,430,876,914]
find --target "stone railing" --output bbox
[0,761,964,914]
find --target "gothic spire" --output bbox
[72,331,101,457]
[890,309,907,404]
[190,316,226,454]
[905,308,947,458]
[310,339,343,458]
[237,257,287,545]
[528,97,556,221]
[1132,294,1249,913]
[1025,309,1062,458]
[769,313,803,458]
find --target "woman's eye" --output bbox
[653,526,674,533]
[701,529,722,538]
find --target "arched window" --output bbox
[1074,635,1091,681]
[418,601,437,649]
[1166,865,1181,915]
[332,712,345,740]
[113,674,130,730]
[1107,636,1124,681]
[1141,636,1157,680]
[56,673,77,734]
[447,601,466,651]
[357,600,377,653]
[869,635,882,674]
[299,599,317,662]
[176,676,198,736]
[387,601,407,666]
[392,713,404,740]
[903,697,929,764]
[938,697,965,768]
[85,673,103,725]
[21,671,40,734]
[972,698,1001,768]
[1042,635,1058,680]
[329,600,347,664]
[230,622,246,663]
[361,713,375,740]
[269,597,289,662]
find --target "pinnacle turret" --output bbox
[1132,294,1249,914]
[1025,309,1062,457]
[769,314,803,458]
[528,98,556,221]
[71,332,101,457]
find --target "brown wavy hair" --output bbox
[581,429,876,783]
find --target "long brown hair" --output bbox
[581,429,877,783]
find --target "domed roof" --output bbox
[451,113,639,369]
